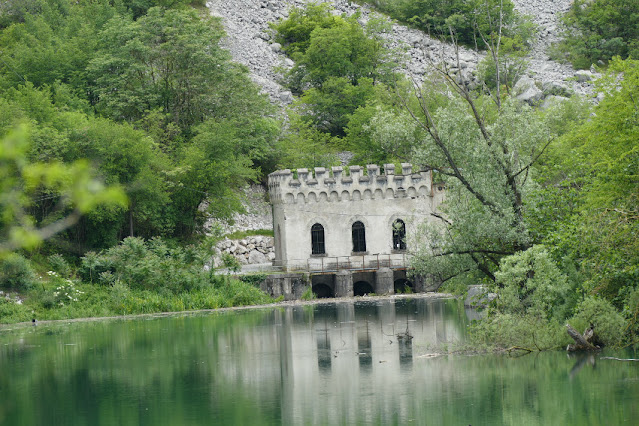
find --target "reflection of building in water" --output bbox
[211,299,464,424]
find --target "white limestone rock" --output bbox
[514,76,544,105]
[248,250,268,264]
[575,70,593,83]
[270,42,282,53]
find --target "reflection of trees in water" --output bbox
[0,311,283,425]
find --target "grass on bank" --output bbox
[224,229,274,240]
[0,237,275,324]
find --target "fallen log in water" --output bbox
[566,324,600,352]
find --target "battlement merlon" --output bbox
[267,164,435,203]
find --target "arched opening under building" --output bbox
[311,223,325,254]
[352,221,366,252]
[312,284,334,298]
[392,219,406,251]
[394,278,413,293]
[353,280,374,296]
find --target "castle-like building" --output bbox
[266,164,445,297]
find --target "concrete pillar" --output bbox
[375,268,394,295]
[335,271,353,297]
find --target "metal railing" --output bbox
[307,253,410,274]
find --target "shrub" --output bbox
[87,237,213,293]
[38,290,57,309]
[569,296,626,347]
[623,286,639,341]
[0,297,32,323]
[552,0,639,69]
[52,279,84,307]
[221,279,273,307]
[79,251,104,283]
[221,253,241,273]
[239,274,267,287]
[494,245,571,320]
[471,312,566,351]
[0,253,36,291]
[47,254,71,278]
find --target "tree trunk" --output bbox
[566,324,599,352]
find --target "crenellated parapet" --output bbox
[268,164,440,204]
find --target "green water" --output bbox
[0,298,637,425]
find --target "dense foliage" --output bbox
[363,0,531,48]
[552,0,639,69]
[272,4,398,143]
[0,0,278,322]
[529,58,639,342]
[0,237,274,323]
[0,0,637,351]
[463,60,639,349]
[0,0,279,250]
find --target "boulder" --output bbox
[270,43,282,53]
[514,76,544,105]
[542,81,571,97]
[279,91,293,103]
[248,250,268,264]
[575,70,593,83]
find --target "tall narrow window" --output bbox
[311,223,325,255]
[392,219,406,250]
[352,221,366,252]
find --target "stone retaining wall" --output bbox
[215,235,275,266]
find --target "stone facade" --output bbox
[268,163,445,272]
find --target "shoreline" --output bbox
[0,292,455,330]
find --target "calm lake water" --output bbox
[1,297,637,425]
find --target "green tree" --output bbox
[535,58,639,303]
[553,0,639,69]
[363,0,527,49]
[297,77,376,137]
[406,95,555,285]
[172,114,279,236]
[119,0,203,19]
[275,113,340,169]
[270,2,340,57]
[273,4,397,138]
[88,7,261,139]
[0,0,116,94]
[0,124,126,253]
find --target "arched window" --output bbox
[392,219,406,251]
[311,223,325,255]
[352,221,366,253]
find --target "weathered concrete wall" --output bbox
[374,268,394,295]
[268,164,445,271]
[262,273,310,301]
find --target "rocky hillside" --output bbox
[206,0,597,107]
[204,0,595,267]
